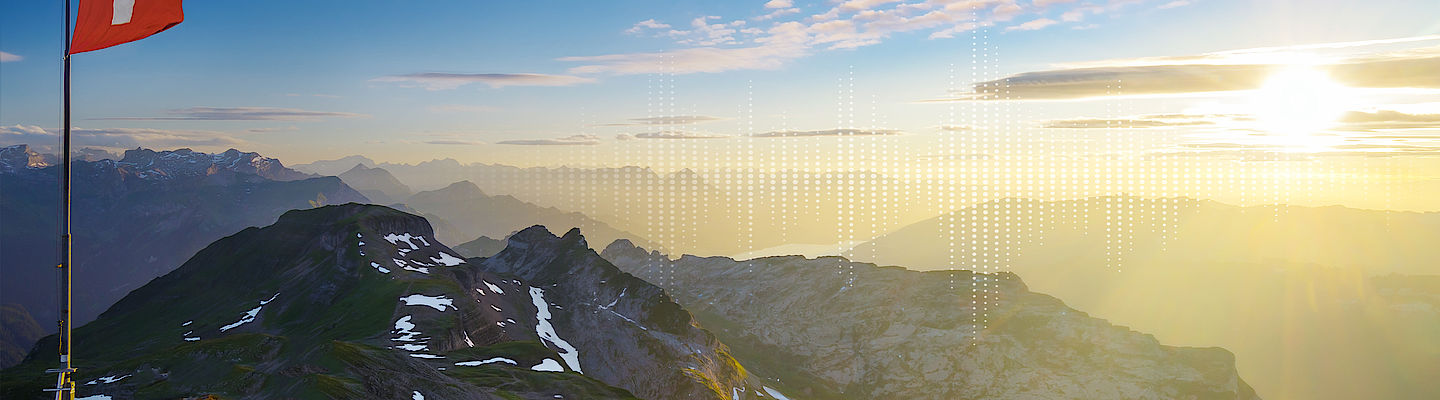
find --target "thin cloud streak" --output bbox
[496,134,602,146]
[599,115,725,126]
[94,107,368,121]
[750,128,901,137]
[373,73,595,90]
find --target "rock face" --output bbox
[603,240,1261,400]
[0,145,55,172]
[1,205,779,400]
[338,164,413,204]
[482,226,765,400]
[0,146,369,349]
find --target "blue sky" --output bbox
[2,0,1439,166]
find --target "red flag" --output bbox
[70,0,184,54]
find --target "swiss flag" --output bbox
[70,0,184,54]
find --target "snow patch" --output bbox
[606,310,646,330]
[530,358,564,372]
[463,331,475,347]
[83,374,131,385]
[529,286,582,374]
[455,357,517,366]
[76,395,112,400]
[762,386,791,400]
[392,315,426,342]
[394,258,429,274]
[396,343,427,351]
[181,320,192,326]
[385,233,425,250]
[412,391,424,400]
[370,262,391,274]
[220,293,278,332]
[483,280,504,294]
[408,353,443,359]
[400,294,456,311]
[430,252,465,266]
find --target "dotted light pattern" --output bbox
[466,27,1420,343]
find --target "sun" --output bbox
[1248,66,1354,138]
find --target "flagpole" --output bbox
[48,0,76,397]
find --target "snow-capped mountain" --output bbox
[0,144,56,172]
[106,147,314,181]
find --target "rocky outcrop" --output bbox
[0,144,55,172]
[603,240,1262,400]
[479,226,768,400]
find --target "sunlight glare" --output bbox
[1248,67,1354,144]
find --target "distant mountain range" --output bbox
[850,196,1440,275]
[0,145,369,368]
[399,180,663,254]
[601,239,1260,400]
[292,155,946,257]
[848,196,1440,400]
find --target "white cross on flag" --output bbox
[71,0,184,54]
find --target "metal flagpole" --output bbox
[45,0,76,397]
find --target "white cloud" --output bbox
[626,19,671,34]
[764,0,793,9]
[1006,18,1058,31]
[0,51,22,62]
[1158,1,1191,9]
[566,0,1124,76]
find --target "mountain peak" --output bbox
[0,144,54,172]
[342,163,372,173]
[507,224,588,252]
[275,203,433,237]
[421,180,486,198]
